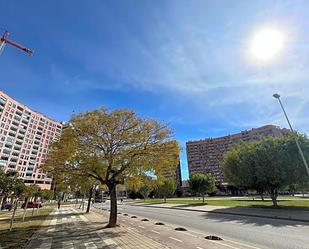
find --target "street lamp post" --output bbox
[273,93,309,176]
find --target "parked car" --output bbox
[1,202,12,211]
[21,202,42,209]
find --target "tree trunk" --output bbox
[9,199,18,231]
[106,184,117,228]
[270,189,278,207]
[79,195,84,209]
[86,186,93,213]
[82,194,85,211]
[202,194,205,203]
[0,195,4,210]
[32,205,35,216]
[259,192,264,201]
[22,198,30,222]
[164,196,166,203]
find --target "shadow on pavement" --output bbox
[201,206,309,227]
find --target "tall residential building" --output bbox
[186,125,289,185]
[0,91,62,189]
[163,161,182,188]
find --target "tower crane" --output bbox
[0,31,33,56]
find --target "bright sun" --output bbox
[251,29,284,60]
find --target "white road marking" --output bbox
[129,222,134,225]
[151,230,160,234]
[104,239,116,245]
[47,228,55,232]
[122,220,126,222]
[169,237,183,243]
[85,242,98,249]
[138,225,145,228]
[197,247,204,249]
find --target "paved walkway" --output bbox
[26,207,118,249]
[26,207,169,249]
[131,202,309,222]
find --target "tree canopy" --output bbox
[223,134,309,206]
[43,108,180,227]
[188,173,216,203]
[157,178,176,202]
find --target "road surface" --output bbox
[94,202,309,249]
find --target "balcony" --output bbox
[31,150,38,155]
[4,143,13,148]
[21,119,29,125]
[13,145,21,151]
[19,129,26,135]
[14,115,21,122]
[8,162,17,168]
[15,110,23,116]
[12,151,19,156]
[0,97,7,104]
[17,134,24,140]
[10,125,18,132]
[9,131,16,137]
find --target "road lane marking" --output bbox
[151,230,160,234]
[129,222,133,225]
[138,225,145,228]
[197,247,204,249]
[169,237,183,243]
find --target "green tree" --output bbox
[157,178,176,202]
[223,134,309,206]
[41,189,54,202]
[0,167,7,209]
[188,173,216,203]
[9,177,25,231]
[22,184,40,222]
[44,108,180,227]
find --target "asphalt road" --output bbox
[94,202,309,249]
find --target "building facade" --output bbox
[186,125,289,185]
[163,161,182,189]
[0,91,62,189]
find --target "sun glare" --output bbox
[251,29,284,60]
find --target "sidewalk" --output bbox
[130,202,309,222]
[26,206,169,249]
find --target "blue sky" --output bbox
[1,0,309,179]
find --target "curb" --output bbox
[129,204,309,223]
